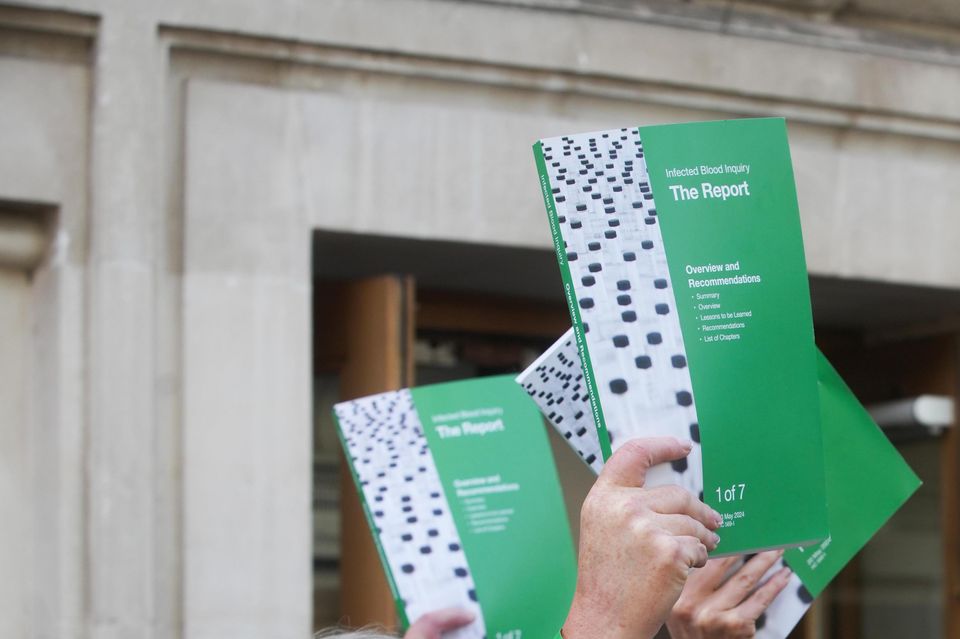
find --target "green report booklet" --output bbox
[533,118,828,554]
[518,332,920,637]
[334,375,576,639]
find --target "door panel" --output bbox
[335,275,415,629]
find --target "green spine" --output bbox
[332,409,411,629]
[533,141,613,460]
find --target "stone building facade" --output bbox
[1,1,959,638]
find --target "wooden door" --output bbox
[332,275,415,629]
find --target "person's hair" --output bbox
[313,627,397,639]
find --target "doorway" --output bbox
[309,231,960,638]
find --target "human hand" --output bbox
[404,607,476,639]
[666,551,792,638]
[562,437,723,639]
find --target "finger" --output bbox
[598,437,693,488]
[684,555,743,594]
[405,607,476,639]
[654,513,720,551]
[712,550,784,609]
[736,566,793,621]
[644,485,723,530]
[676,535,710,569]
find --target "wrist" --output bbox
[563,590,661,639]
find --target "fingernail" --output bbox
[678,438,694,451]
[712,510,723,527]
[776,549,785,557]
[712,533,721,547]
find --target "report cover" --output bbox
[533,118,828,554]
[334,375,576,639]
[518,331,921,637]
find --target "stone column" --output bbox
[86,11,164,639]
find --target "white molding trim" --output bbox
[163,26,960,143]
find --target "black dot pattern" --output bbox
[517,327,702,494]
[517,332,603,473]
[539,129,700,465]
[334,390,483,634]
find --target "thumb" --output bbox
[598,437,692,488]
[405,607,477,639]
